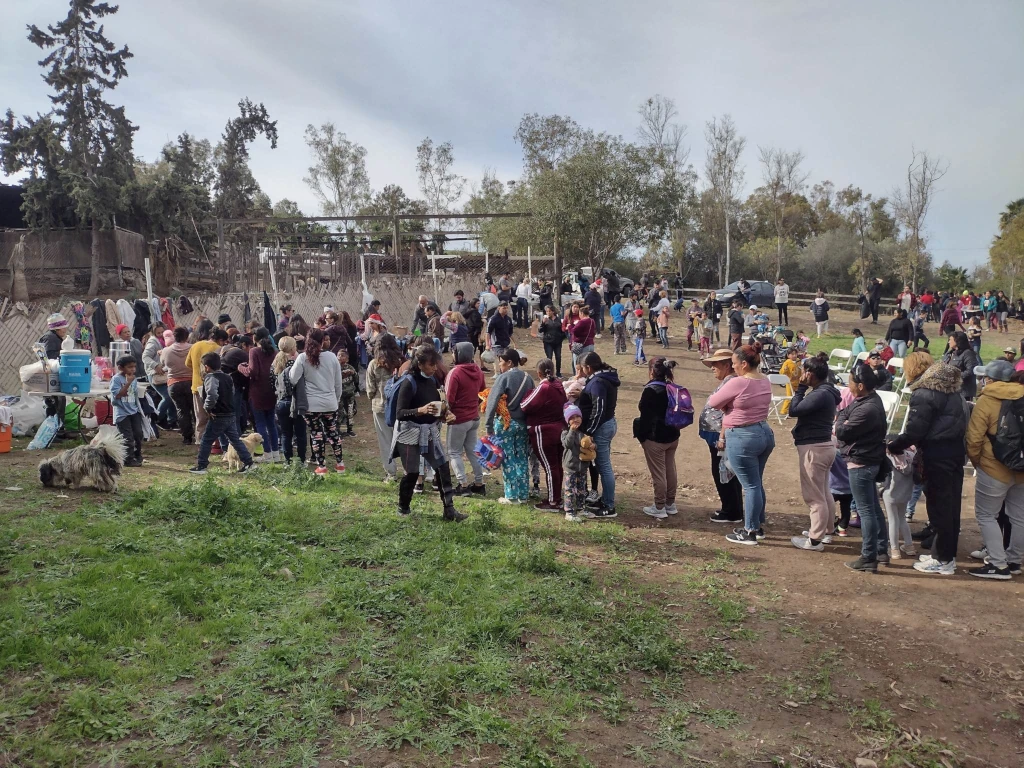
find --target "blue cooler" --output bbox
[59,350,92,394]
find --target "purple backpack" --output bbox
[649,381,694,429]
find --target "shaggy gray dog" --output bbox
[38,426,127,492]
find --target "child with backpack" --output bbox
[561,403,594,522]
[337,348,358,437]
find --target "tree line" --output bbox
[3,1,1019,300]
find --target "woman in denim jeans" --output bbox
[578,351,621,519]
[706,344,774,545]
[835,364,890,572]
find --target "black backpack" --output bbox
[989,397,1024,471]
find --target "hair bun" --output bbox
[751,342,763,353]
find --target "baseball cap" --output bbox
[867,350,882,359]
[749,305,758,310]
[1004,346,1016,354]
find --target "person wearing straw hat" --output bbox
[38,313,70,438]
[699,348,744,525]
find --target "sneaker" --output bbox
[314,466,328,476]
[726,529,758,546]
[413,481,424,494]
[835,526,849,537]
[124,459,143,468]
[470,483,486,495]
[534,501,562,511]
[912,558,956,575]
[904,509,915,522]
[899,544,917,557]
[238,463,255,474]
[383,475,396,484]
[335,462,346,474]
[710,511,743,525]
[397,507,411,517]
[431,477,440,491]
[188,465,208,475]
[453,484,473,497]
[1008,563,1022,575]
[849,513,861,528]
[443,509,468,523]
[595,333,603,339]
[969,563,1012,580]
[585,490,601,506]
[590,507,617,520]
[791,536,824,552]
[643,505,668,519]
[664,504,678,516]
[530,484,542,499]
[498,497,524,505]
[755,528,767,541]
[969,547,988,561]
[877,552,890,564]
[845,557,878,573]
[565,512,582,523]
[802,530,833,544]
[889,548,902,561]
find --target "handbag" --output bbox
[570,341,584,355]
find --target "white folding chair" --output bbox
[888,357,905,389]
[828,348,853,372]
[877,389,901,428]
[767,373,793,425]
[898,387,914,432]
[856,351,870,363]
[834,371,849,386]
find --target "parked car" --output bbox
[715,280,774,308]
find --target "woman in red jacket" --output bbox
[521,358,568,510]
[569,306,597,369]
[444,342,487,495]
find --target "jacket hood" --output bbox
[453,341,476,365]
[814,297,827,305]
[979,380,1024,401]
[818,381,842,404]
[910,362,962,394]
[594,369,620,387]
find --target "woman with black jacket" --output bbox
[538,305,565,377]
[634,358,682,520]
[888,359,968,575]
[835,364,890,573]
[884,309,915,358]
[942,331,980,400]
[464,298,485,362]
[788,356,842,552]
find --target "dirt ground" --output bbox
[3,305,1021,767]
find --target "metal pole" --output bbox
[431,254,438,299]
[144,257,153,301]
[485,251,489,275]
[527,246,532,282]
[216,219,225,290]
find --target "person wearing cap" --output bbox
[1003,347,1017,364]
[699,349,745,524]
[965,359,1024,580]
[865,350,893,391]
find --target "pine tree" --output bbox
[3,0,136,295]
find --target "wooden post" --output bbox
[217,219,225,290]
[392,216,401,273]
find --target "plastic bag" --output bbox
[718,450,736,484]
[9,392,47,436]
[28,414,60,450]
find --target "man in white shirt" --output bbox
[774,278,790,326]
[514,278,533,328]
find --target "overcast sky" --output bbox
[3,0,1022,268]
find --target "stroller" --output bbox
[756,326,795,374]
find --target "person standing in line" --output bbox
[631,308,648,365]
[700,349,745,525]
[788,356,842,552]
[649,290,670,337]
[578,351,621,519]
[273,336,308,466]
[110,355,144,467]
[964,360,1024,579]
[239,327,281,462]
[288,329,346,476]
[888,357,968,576]
[584,283,605,335]
[707,344,774,545]
[774,278,790,326]
[561,404,592,523]
[486,302,515,361]
[836,364,890,572]
[727,299,745,350]
[515,277,532,328]
[703,291,723,342]
[521,358,569,511]
[539,305,566,376]
[483,349,535,504]
[444,342,487,497]
[162,327,195,444]
[810,291,830,337]
[186,326,228,443]
[393,345,466,522]
[610,296,628,355]
[188,353,256,475]
[570,306,597,369]
[364,334,404,480]
[635,358,682,520]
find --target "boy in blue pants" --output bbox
[189,352,255,474]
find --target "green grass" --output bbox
[0,461,755,767]
[805,332,1010,365]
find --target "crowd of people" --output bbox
[35,274,1021,578]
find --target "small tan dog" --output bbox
[224,432,263,471]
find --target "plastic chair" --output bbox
[898,387,914,432]
[889,357,905,389]
[828,349,853,372]
[767,373,793,425]
[877,389,901,427]
[856,351,870,363]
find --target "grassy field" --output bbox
[804,330,1015,364]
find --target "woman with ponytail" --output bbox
[239,326,281,461]
[635,357,682,519]
[521,358,568,510]
[289,328,345,475]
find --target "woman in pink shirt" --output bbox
[706,343,774,545]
